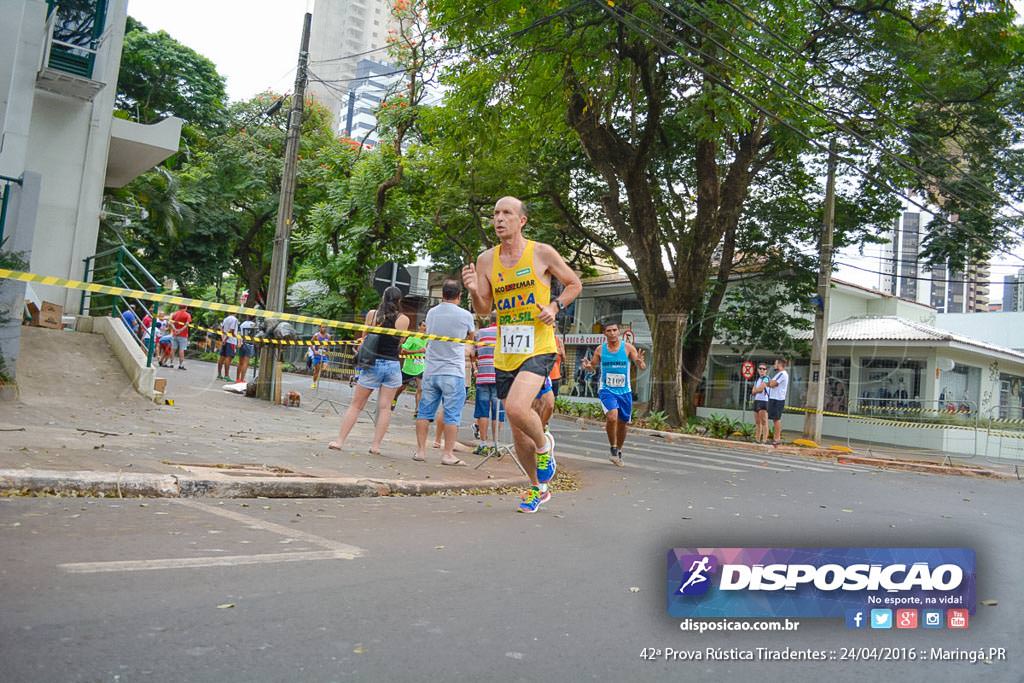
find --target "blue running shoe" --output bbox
[518,486,544,513]
[536,446,556,484]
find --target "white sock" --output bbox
[539,483,548,493]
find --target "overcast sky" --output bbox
[127,0,1024,300]
[128,0,311,102]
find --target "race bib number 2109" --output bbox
[500,325,534,355]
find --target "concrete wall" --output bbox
[91,316,156,399]
[20,0,129,310]
[0,172,40,383]
[0,0,46,177]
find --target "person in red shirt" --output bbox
[169,305,192,370]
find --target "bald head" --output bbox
[496,196,527,218]
[493,196,528,239]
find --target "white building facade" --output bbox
[567,273,1024,459]
[1,0,181,378]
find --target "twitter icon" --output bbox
[870,609,893,629]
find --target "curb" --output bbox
[0,468,529,499]
[558,417,1015,480]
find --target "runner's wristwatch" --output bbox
[555,299,566,312]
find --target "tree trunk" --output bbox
[638,299,685,424]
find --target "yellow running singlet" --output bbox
[491,240,557,371]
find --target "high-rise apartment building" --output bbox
[343,59,403,147]
[307,0,396,129]
[1004,268,1024,312]
[882,210,991,313]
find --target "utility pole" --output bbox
[803,138,838,442]
[257,11,312,402]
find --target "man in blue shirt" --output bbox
[582,321,646,466]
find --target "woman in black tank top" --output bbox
[329,286,410,455]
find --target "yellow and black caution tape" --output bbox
[189,324,362,347]
[784,405,1024,438]
[1,268,478,345]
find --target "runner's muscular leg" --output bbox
[605,409,619,446]
[509,423,540,487]
[615,419,628,448]
[504,371,547,484]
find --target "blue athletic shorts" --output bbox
[598,388,632,423]
[312,354,328,366]
[417,375,467,425]
[535,376,552,400]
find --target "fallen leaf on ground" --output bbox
[980,599,998,607]
[216,603,235,609]
[629,587,640,593]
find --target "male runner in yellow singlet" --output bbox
[462,197,582,513]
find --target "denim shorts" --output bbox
[473,382,505,421]
[357,359,403,390]
[170,336,188,352]
[417,375,467,425]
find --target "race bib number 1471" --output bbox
[500,325,534,355]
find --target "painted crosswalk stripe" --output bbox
[554,450,694,476]
[629,442,837,472]
[557,431,862,473]
[554,444,742,473]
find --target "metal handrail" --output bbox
[86,246,160,290]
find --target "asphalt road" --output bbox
[1,425,1020,682]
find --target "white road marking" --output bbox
[59,550,355,574]
[171,499,363,555]
[555,444,741,473]
[56,499,365,574]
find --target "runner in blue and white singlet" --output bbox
[582,321,646,467]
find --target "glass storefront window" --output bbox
[939,364,981,413]
[855,359,925,413]
[999,373,1024,420]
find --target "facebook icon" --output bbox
[845,609,867,629]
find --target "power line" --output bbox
[835,259,1011,285]
[643,0,1024,246]
[704,0,1024,225]
[594,0,1024,269]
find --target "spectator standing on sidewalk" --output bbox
[392,320,428,410]
[750,362,770,444]
[471,313,503,453]
[329,286,409,455]
[765,358,790,446]
[217,313,239,381]
[235,316,257,383]
[413,279,475,465]
[169,305,192,370]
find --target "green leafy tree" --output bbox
[427,0,1024,422]
[116,17,227,131]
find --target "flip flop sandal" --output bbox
[441,458,465,467]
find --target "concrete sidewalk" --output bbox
[0,327,531,498]
[1,327,1015,497]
